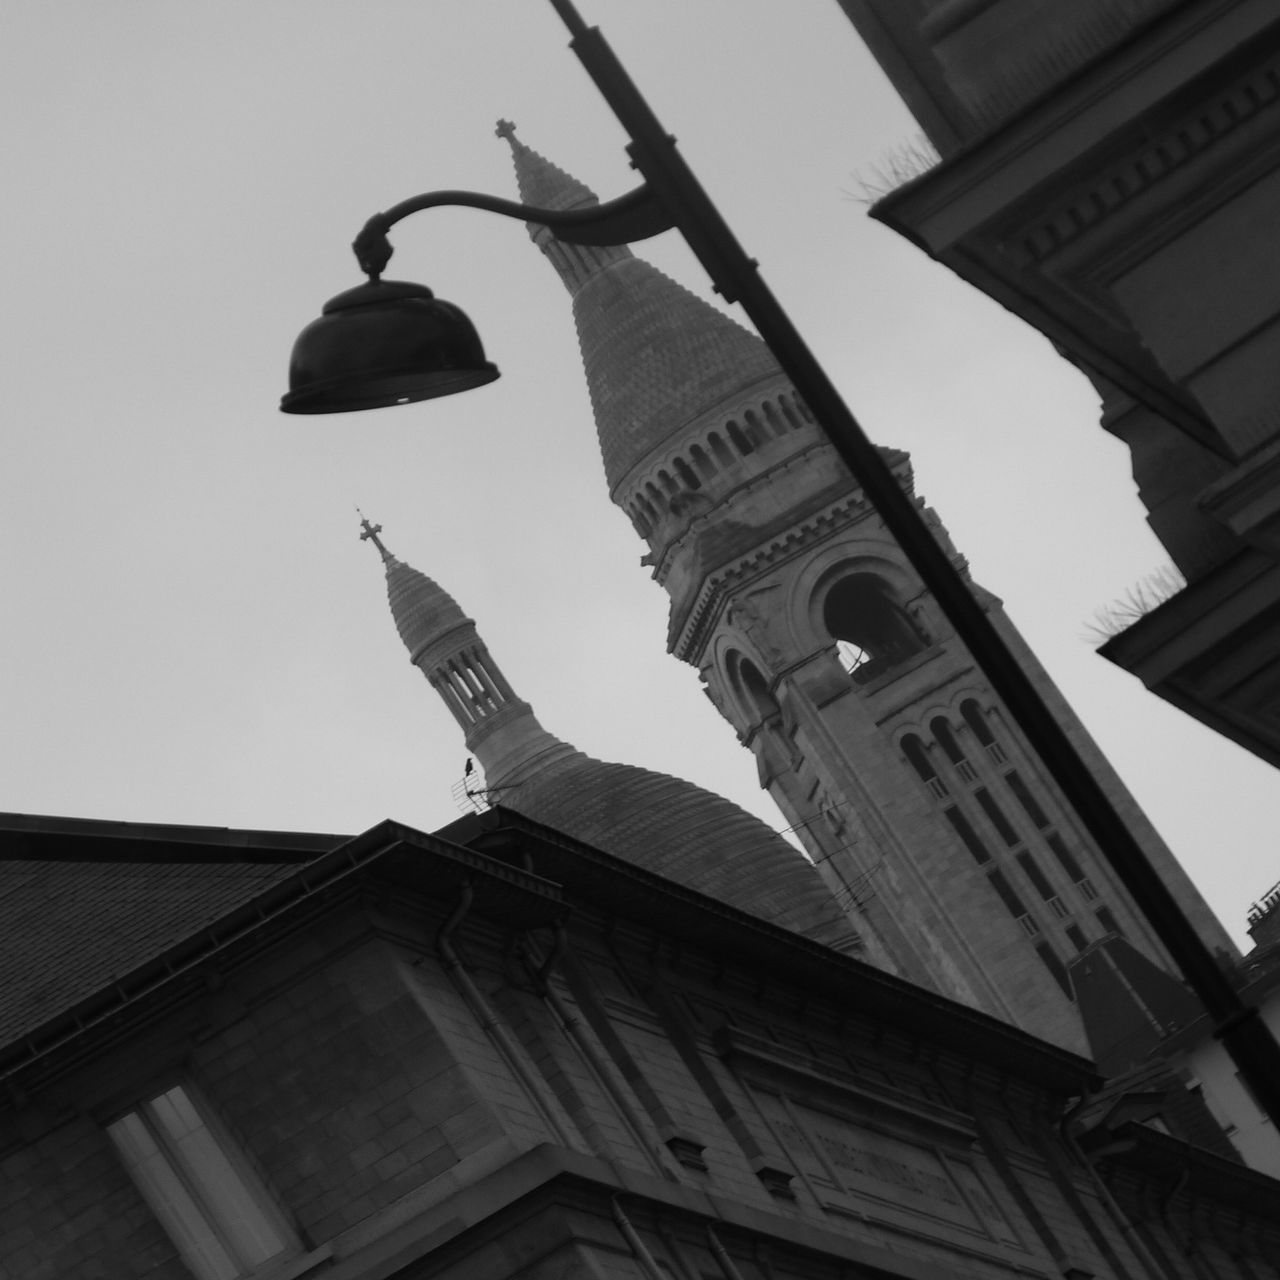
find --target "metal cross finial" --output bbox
[357,510,392,563]
[495,118,518,143]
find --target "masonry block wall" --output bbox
[5,833,1280,1280]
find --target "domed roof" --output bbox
[384,557,471,660]
[364,523,859,955]
[502,753,858,951]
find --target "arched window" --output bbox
[902,733,947,799]
[763,399,786,436]
[960,699,994,745]
[933,715,977,782]
[730,654,780,723]
[674,457,700,490]
[744,409,765,446]
[823,575,925,684]
[961,697,1006,763]
[726,421,754,456]
[708,432,733,467]
[690,444,714,479]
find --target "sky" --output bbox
[2,1,1275,947]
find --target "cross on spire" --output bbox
[357,511,392,563]
[495,118,519,145]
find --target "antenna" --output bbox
[449,757,522,815]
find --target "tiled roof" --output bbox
[384,556,471,659]
[572,258,780,493]
[503,130,781,494]
[0,817,343,1052]
[502,754,859,953]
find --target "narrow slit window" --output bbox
[1035,942,1073,998]
[943,807,989,863]
[1015,851,1056,901]
[903,734,947,797]
[1005,770,1050,829]
[975,787,1019,847]
[1096,906,1124,938]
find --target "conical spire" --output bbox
[362,519,860,954]
[360,517,573,783]
[498,125,783,496]
[360,515,470,661]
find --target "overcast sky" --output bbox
[2,1,1274,946]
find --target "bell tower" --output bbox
[501,126,1238,1052]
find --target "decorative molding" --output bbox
[1019,57,1280,263]
[663,1133,709,1172]
[670,489,879,661]
[714,1026,976,1148]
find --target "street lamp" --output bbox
[282,0,1280,1125]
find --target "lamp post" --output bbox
[282,0,1280,1126]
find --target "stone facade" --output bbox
[849,0,1280,767]
[497,130,1235,1055]
[5,810,1277,1280]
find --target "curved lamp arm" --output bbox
[353,183,673,279]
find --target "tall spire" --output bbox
[500,126,783,498]
[361,519,861,954]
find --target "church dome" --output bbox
[504,753,858,951]
[363,520,859,955]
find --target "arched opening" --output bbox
[960,699,994,745]
[763,399,786,436]
[674,457,700,490]
[708,432,733,467]
[823,574,925,684]
[902,733,947,799]
[931,716,966,764]
[730,653,780,723]
[690,444,714,479]
[726,421,754,456]
[932,715,977,782]
[961,696,1006,763]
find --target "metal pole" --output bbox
[549,12,1280,1125]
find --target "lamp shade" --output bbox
[281,279,499,413]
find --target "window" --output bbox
[1004,770,1050,830]
[824,574,925,683]
[988,869,1035,934]
[943,806,989,864]
[729,653,780,723]
[1095,906,1124,939]
[902,734,948,798]
[108,1084,293,1280]
[1046,833,1096,898]
[975,787,1019,847]
[1035,942,1073,998]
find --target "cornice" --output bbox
[1017,47,1280,264]
[670,484,893,663]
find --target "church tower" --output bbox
[500,126,1237,1053]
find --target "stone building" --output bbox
[5,802,1280,1280]
[837,0,1280,768]
[494,127,1234,1056]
